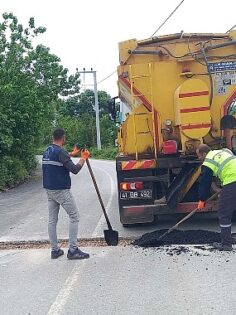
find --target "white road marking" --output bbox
[47,161,116,315]
[47,260,86,315]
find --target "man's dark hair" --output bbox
[198,144,211,155]
[53,128,65,141]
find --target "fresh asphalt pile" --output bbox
[133,229,222,248]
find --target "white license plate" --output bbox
[120,189,152,200]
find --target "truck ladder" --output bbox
[129,63,158,160]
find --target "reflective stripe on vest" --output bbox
[204,155,235,177]
[203,149,236,185]
[217,156,235,177]
[42,160,63,167]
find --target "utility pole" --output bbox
[77,69,101,150]
[92,70,101,150]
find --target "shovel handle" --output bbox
[86,159,112,230]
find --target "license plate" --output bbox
[120,189,152,200]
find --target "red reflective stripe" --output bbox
[124,206,145,213]
[179,91,209,98]
[119,75,159,153]
[180,106,210,113]
[153,111,159,152]
[123,161,137,170]
[182,123,211,130]
[120,76,152,111]
[122,160,156,170]
[141,160,155,169]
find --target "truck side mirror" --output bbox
[108,98,118,121]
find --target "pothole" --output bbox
[133,229,236,247]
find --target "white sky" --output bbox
[0,0,236,96]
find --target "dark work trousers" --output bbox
[218,181,236,247]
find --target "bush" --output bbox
[0,156,28,190]
[90,147,117,160]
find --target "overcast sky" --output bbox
[0,0,236,96]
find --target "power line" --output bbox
[96,1,185,86]
[97,70,117,84]
[151,0,185,37]
[96,2,185,87]
[94,2,185,87]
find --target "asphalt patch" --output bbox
[133,229,222,247]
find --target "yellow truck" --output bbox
[114,31,236,225]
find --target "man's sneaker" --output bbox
[67,247,90,260]
[213,242,232,251]
[51,248,64,259]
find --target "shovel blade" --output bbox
[104,229,119,246]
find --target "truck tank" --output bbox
[116,31,236,225]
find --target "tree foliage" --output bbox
[0,12,80,188]
[56,89,117,148]
[0,12,118,190]
[59,89,112,117]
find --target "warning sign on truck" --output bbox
[209,61,236,72]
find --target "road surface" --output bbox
[1,246,235,315]
[1,157,236,315]
[1,157,234,242]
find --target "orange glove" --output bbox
[70,146,80,157]
[197,200,206,210]
[81,149,90,160]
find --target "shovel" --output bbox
[86,159,119,246]
[155,191,220,245]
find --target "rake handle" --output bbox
[158,191,220,241]
[86,159,112,230]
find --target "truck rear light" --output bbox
[163,140,177,154]
[120,182,143,191]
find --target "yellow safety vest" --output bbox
[203,148,236,186]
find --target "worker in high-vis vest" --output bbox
[196,144,236,251]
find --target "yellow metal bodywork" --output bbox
[117,31,236,156]
[118,106,154,154]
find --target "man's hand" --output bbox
[70,146,80,157]
[81,149,91,160]
[197,200,206,210]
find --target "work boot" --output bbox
[51,248,64,259]
[67,247,90,260]
[212,242,232,251]
[220,226,232,249]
